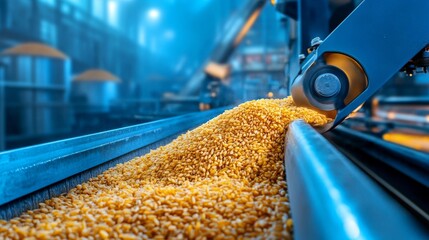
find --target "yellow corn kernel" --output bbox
[0,97,328,240]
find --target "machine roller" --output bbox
[290,0,429,131]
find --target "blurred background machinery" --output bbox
[0,42,71,149]
[0,0,289,150]
[0,0,427,177]
[71,68,120,132]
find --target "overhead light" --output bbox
[108,0,118,26]
[148,8,160,21]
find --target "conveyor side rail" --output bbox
[0,107,228,219]
[285,120,427,239]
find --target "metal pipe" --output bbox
[285,120,427,239]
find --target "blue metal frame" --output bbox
[285,120,427,239]
[0,107,228,206]
[293,0,429,130]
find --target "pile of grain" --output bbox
[0,97,330,239]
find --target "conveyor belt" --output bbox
[1,112,428,238]
[0,107,229,219]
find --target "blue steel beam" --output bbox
[321,0,429,130]
[285,120,427,239]
[292,0,429,131]
[0,107,228,206]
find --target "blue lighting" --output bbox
[148,8,160,21]
[108,0,118,27]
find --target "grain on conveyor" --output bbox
[0,97,331,239]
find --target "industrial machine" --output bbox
[0,0,428,239]
[0,43,72,150]
[71,69,120,113]
[288,0,429,131]
[271,0,429,238]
